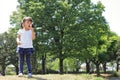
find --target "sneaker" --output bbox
[28,73,32,78]
[18,73,23,77]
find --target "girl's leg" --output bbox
[26,53,32,73]
[19,54,24,74]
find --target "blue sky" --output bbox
[0,0,120,36]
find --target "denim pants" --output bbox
[17,47,34,74]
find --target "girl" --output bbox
[16,17,35,77]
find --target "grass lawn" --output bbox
[0,74,106,80]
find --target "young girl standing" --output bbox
[16,17,35,77]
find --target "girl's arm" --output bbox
[30,24,36,40]
[16,34,21,45]
[31,28,36,40]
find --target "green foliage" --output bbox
[9,0,119,75]
[63,58,77,72]
[6,66,16,75]
[47,58,59,72]
[111,71,120,77]
[0,31,18,75]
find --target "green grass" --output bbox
[0,74,105,80]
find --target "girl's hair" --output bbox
[22,17,33,22]
[20,17,33,28]
[20,22,23,28]
[32,24,34,28]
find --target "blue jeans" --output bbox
[18,47,34,74]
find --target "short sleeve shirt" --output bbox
[17,29,33,48]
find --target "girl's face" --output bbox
[23,20,32,29]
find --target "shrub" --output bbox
[110,71,120,77]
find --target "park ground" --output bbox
[0,74,120,80]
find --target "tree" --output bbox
[10,0,80,74]
[8,28,19,75]
[9,0,113,76]
[0,31,17,75]
[66,1,110,76]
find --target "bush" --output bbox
[110,71,120,77]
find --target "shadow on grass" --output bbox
[31,77,47,80]
[108,77,120,80]
[91,73,120,80]
[22,76,48,80]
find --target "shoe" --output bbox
[28,73,32,78]
[18,73,23,77]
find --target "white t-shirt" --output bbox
[17,29,33,48]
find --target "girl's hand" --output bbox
[17,41,21,45]
[29,24,35,40]
[29,24,34,31]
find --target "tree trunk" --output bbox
[15,65,19,75]
[32,53,38,74]
[42,53,46,74]
[1,65,6,76]
[86,60,90,73]
[59,57,63,74]
[95,63,100,77]
[75,59,80,73]
[75,67,79,73]
[116,60,119,72]
[103,62,107,73]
